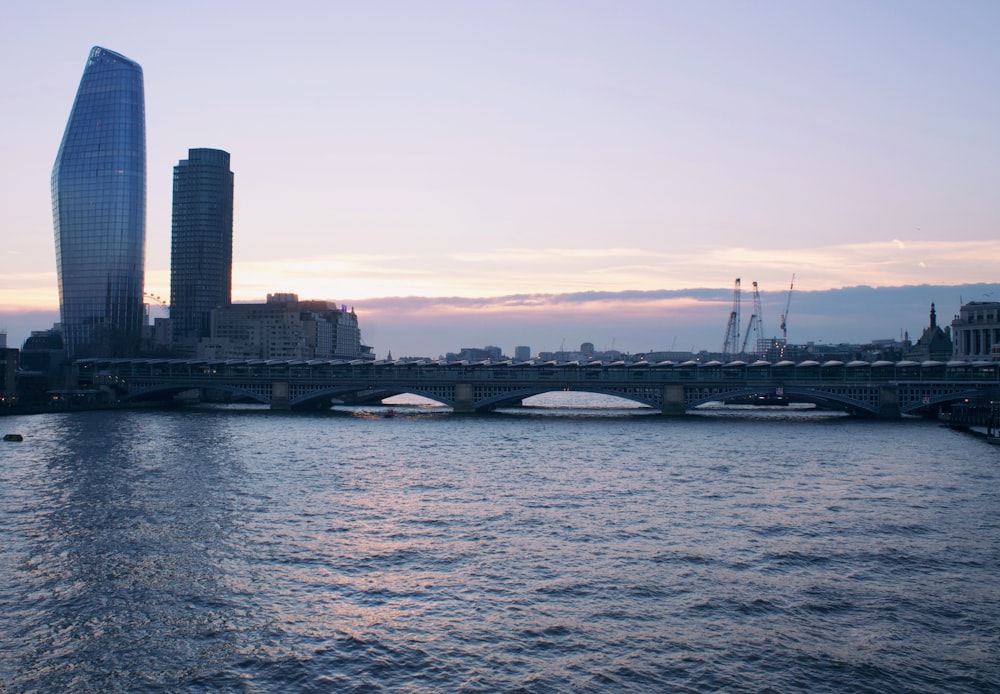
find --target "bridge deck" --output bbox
[74,358,1000,417]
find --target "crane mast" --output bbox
[721,278,741,357]
[740,281,764,356]
[779,274,795,352]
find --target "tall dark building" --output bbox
[170,148,234,354]
[51,47,146,357]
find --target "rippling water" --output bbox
[1,399,998,692]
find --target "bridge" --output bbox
[73,357,1000,418]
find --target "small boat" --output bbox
[381,408,397,418]
[4,433,24,442]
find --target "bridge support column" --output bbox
[271,381,290,410]
[453,383,475,414]
[877,385,901,419]
[661,384,687,416]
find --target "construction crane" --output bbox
[779,274,795,342]
[721,278,741,356]
[740,281,764,356]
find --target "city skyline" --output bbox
[2,2,998,354]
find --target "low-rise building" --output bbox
[200,293,372,360]
[16,330,69,401]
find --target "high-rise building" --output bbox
[170,148,234,354]
[51,47,146,357]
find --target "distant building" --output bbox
[17,330,69,400]
[199,293,372,360]
[52,47,146,357]
[1,346,17,403]
[862,339,907,362]
[514,345,531,362]
[142,317,173,355]
[19,330,67,376]
[170,148,235,355]
[907,304,952,362]
[951,300,1000,360]
[538,342,624,363]
[449,346,504,362]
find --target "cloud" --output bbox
[3,281,998,357]
[9,237,995,315]
[5,238,999,353]
[351,282,1000,358]
[192,239,1000,305]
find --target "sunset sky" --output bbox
[2,1,998,355]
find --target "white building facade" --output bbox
[951,301,1000,360]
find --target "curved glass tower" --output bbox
[52,46,146,357]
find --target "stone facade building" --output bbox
[951,300,1000,361]
[906,304,953,362]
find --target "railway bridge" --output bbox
[73,357,1000,418]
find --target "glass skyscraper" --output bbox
[170,148,234,354]
[51,46,146,357]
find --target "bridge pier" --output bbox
[877,385,900,419]
[271,381,290,410]
[453,383,475,414]
[661,384,687,416]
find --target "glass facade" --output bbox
[52,47,146,357]
[170,148,234,354]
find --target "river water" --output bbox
[1,397,998,692]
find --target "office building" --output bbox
[51,47,146,357]
[951,300,1000,360]
[170,148,234,354]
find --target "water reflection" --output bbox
[3,412,253,691]
[1,408,997,691]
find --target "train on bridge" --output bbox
[73,356,1000,418]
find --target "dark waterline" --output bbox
[1,404,998,692]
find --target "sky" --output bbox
[2,1,998,357]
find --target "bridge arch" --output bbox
[124,382,272,406]
[777,387,880,416]
[682,385,882,416]
[475,386,661,411]
[899,389,981,415]
[291,386,456,410]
